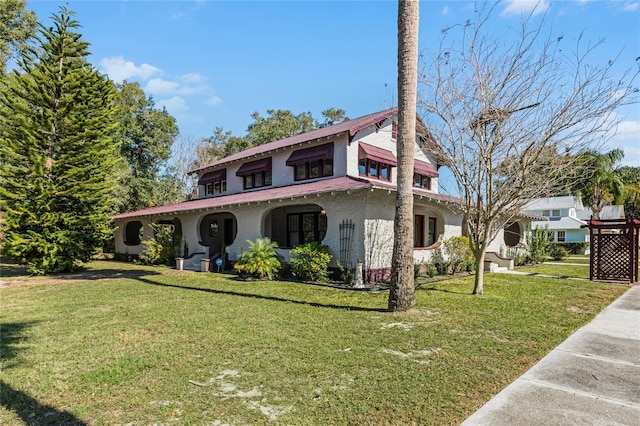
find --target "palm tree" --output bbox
[574,149,625,219]
[389,0,419,312]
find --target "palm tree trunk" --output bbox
[389,0,419,312]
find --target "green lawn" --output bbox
[1,260,627,425]
[516,263,591,279]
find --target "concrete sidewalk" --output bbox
[462,285,640,426]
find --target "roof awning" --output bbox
[236,157,272,176]
[359,142,397,166]
[414,160,438,178]
[286,142,334,166]
[198,169,226,185]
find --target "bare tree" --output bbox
[389,0,420,311]
[418,3,638,295]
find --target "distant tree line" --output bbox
[0,2,348,273]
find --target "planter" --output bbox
[200,258,210,272]
[175,257,184,270]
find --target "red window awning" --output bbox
[359,142,397,166]
[286,142,334,166]
[414,159,438,178]
[236,157,272,176]
[198,169,227,185]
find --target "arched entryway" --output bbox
[156,217,183,255]
[503,221,523,247]
[199,212,238,256]
[264,204,327,248]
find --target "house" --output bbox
[112,108,530,276]
[522,196,625,245]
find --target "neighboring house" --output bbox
[113,108,531,275]
[522,196,625,244]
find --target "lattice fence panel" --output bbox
[592,234,631,281]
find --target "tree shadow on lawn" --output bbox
[134,276,388,313]
[0,320,88,425]
[0,379,88,426]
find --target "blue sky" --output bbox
[27,0,640,191]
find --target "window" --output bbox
[293,158,333,181]
[236,158,272,190]
[358,159,392,181]
[287,143,334,181]
[557,230,566,242]
[413,173,431,190]
[551,209,561,217]
[358,143,396,182]
[199,169,227,196]
[427,217,437,246]
[392,121,398,139]
[542,210,550,217]
[286,212,327,247]
[124,221,143,246]
[206,179,227,195]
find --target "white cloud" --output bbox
[145,78,182,95]
[615,119,640,140]
[99,56,161,83]
[158,96,190,114]
[178,73,208,84]
[501,0,550,16]
[205,96,223,107]
[622,2,639,12]
[441,6,450,15]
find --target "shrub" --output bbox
[443,236,473,274]
[234,238,281,280]
[290,242,331,282]
[138,224,178,266]
[562,242,589,255]
[426,264,438,278]
[526,226,552,264]
[431,247,450,275]
[337,262,355,286]
[549,245,569,261]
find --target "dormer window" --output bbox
[413,159,438,190]
[199,169,227,196]
[413,173,431,190]
[236,158,272,190]
[358,142,397,182]
[286,143,334,181]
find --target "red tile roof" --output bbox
[190,108,398,175]
[111,175,460,220]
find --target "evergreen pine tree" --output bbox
[0,6,120,274]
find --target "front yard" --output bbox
[0,260,627,425]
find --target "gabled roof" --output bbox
[523,196,584,211]
[111,175,461,220]
[190,108,399,175]
[576,205,625,221]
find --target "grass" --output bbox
[516,262,590,279]
[1,260,627,425]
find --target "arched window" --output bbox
[264,204,327,248]
[124,221,143,246]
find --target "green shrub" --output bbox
[562,242,589,255]
[234,238,281,280]
[290,242,331,282]
[526,226,552,264]
[426,264,438,278]
[549,245,569,261]
[443,236,474,274]
[431,247,450,275]
[138,224,178,266]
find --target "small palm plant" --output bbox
[234,238,281,280]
